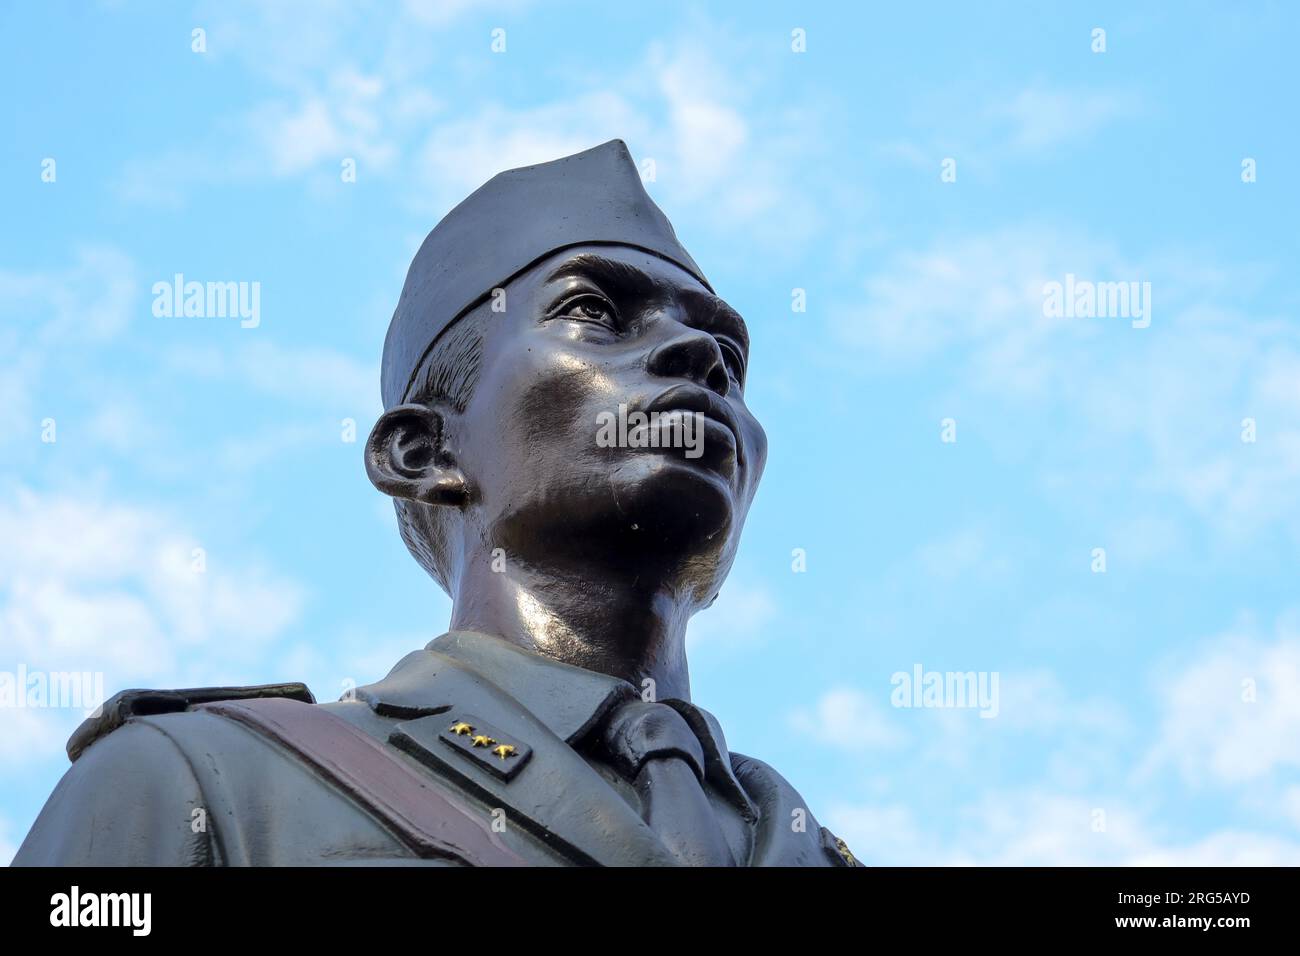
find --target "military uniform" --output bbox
[15,631,860,867]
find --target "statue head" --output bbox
[366,141,767,632]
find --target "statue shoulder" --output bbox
[68,681,315,761]
[16,699,250,866]
[730,750,865,867]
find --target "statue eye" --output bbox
[718,339,746,382]
[556,294,617,327]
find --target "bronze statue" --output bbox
[15,141,860,867]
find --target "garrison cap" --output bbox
[381,139,711,409]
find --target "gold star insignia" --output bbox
[492,744,518,760]
[471,734,497,748]
[449,721,474,736]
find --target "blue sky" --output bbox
[2,0,1299,864]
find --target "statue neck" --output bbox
[447,554,694,702]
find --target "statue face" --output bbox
[450,243,767,601]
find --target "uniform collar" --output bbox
[360,631,735,758]
[434,632,756,821]
[427,630,636,744]
[360,630,759,827]
[357,630,635,744]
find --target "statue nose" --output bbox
[645,330,730,397]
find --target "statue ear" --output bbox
[365,403,469,507]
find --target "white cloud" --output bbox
[686,578,777,649]
[887,83,1142,171]
[118,8,832,251]
[0,249,378,482]
[1282,785,1300,830]
[656,49,748,183]
[0,488,305,680]
[0,815,17,868]
[115,147,241,209]
[117,76,439,206]
[825,801,926,864]
[414,93,649,213]
[830,225,1117,367]
[119,2,449,205]
[274,622,452,705]
[0,707,65,763]
[164,340,379,416]
[248,67,437,178]
[795,666,1126,776]
[829,227,1300,543]
[945,791,1150,866]
[831,790,1300,866]
[0,245,137,344]
[1142,613,1300,786]
[0,246,139,450]
[0,351,39,449]
[1130,831,1300,866]
[986,669,1123,738]
[0,488,308,838]
[913,522,1013,583]
[790,687,906,751]
[412,39,827,248]
[400,0,530,27]
[819,613,1300,865]
[992,86,1141,153]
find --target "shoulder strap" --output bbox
[68,682,314,762]
[200,697,526,867]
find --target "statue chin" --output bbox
[605,454,739,556]
[492,454,737,572]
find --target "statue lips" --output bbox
[643,383,743,472]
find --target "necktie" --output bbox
[600,698,736,866]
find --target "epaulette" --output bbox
[820,826,864,867]
[67,682,316,762]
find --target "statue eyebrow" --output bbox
[543,253,657,296]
